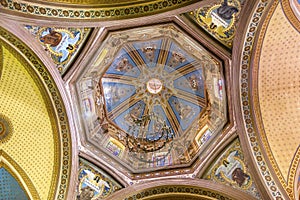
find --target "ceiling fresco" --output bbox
[76,24,227,173]
[24,25,91,75]
[78,158,123,200]
[202,138,261,199]
[2,0,300,199]
[185,0,245,48]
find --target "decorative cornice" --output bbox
[106,179,257,200]
[0,0,198,20]
[0,26,72,200]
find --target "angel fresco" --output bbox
[78,169,111,200]
[216,0,239,20]
[232,167,250,187]
[195,0,242,47]
[213,150,251,189]
[39,28,81,64]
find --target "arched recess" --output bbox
[0,26,72,199]
[106,179,257,200]
[0,150,39,199]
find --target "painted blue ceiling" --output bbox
[0,168,28,200]
[101,37,205,138]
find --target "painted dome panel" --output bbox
[147,105,174,140]
[132,39,162,68]
[113,100,146,137]
[105,49,141,78]
[173,69,205,98]
[168,95,202,131]
[164,41,196,72]
[76,24,227,173]
[101,82,136,112]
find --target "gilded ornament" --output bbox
[0,114,13,144]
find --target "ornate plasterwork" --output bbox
[0,0,198,20]
[237,0,290,199]
[250,1,300,199]
[0,27,72,200]
[122,186,233,200]
[76,23,227,174]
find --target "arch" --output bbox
[0,26,73,199]
[106,179,257,200]
[0,150,39,199]
[282,0,300,31]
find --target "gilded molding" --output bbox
[107,179,257,200]
[251,1,300,199]
[123,185,233,200]
[0,150,40,199]
[0,0,198,20]
[282,0,300,32]
[0,45,2,79]
[238,0,287,199]
[0,27,72,200]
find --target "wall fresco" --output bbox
[202,138,261,199]
[24,25,90,74]
[186,0,246,48]
[78,158,122,200]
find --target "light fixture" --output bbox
[125,113,174,154]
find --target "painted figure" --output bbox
[188,74,203,91]
[40,30,62,47]
[124,103,144,126]
[142,45,156,62]
[173,99,194,120]
[168,51,186,68]
[217,0,239,20]
[232,167,250,187]
[40,28,81,63]
[115,58,133,72]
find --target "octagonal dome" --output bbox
[76,24,227,173]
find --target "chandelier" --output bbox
[125,113,174,153]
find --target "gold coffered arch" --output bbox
[0,27,72,200]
